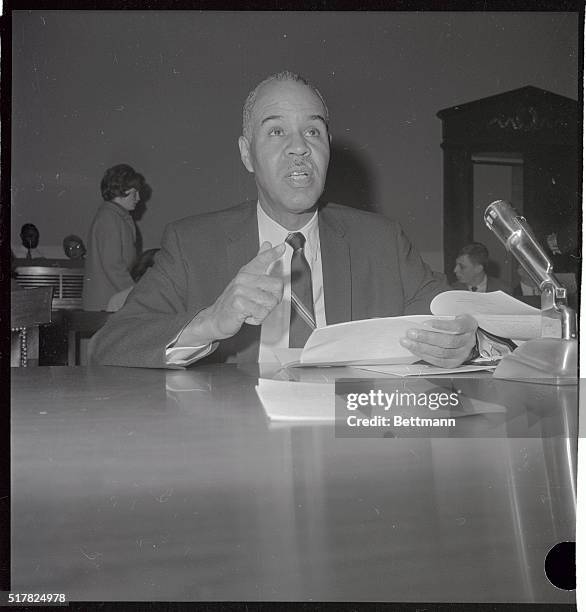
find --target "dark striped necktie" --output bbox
[286,232,316,348]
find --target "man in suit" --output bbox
[452,243,510,293]
[91,71,477,369]
[15,223,46,259]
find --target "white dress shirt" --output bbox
[466,274,487,293]
[257,203,326,362]
[166,203,326,366]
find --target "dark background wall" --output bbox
[11,11,579,264]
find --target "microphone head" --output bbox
[484,200,524,250]
[484,199,555,289]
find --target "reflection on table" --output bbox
[10,365,577,603]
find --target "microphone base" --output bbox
[493,338,578,385]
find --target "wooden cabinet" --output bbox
[438,86,580,287]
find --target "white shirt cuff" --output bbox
[165,310,219,366]
[165,342,218,366]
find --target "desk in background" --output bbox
[10,366,577,603]
[62,309,110,365]
[14,264,84,310]
[36,310,110,366]
[13,264,96,365]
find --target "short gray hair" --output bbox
[242,70,329,139]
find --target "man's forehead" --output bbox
[252,80,326,122]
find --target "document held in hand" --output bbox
[284,290,541,367]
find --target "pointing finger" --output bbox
[244,242,286,274]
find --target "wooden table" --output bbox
[10,365,577,603]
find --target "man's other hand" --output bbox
[179,241,285,346]
[400,314,478,368]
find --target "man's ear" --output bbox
[238,136,254,174]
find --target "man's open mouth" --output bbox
[286,168,310,178]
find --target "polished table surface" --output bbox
[11,365,577,603]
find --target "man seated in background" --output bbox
[14,223,46,260]
[513,264,539,297]
[63,235,87,260]
[91,70,480,369]
[452,242,510,293]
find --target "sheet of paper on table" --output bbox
[272,349,496,377]
[357,362,497,376]
[256,378,335,421]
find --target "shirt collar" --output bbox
[468,274,487,292]
[256,202,320,263]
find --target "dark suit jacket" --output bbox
[91,201,448,367]
[451,276,511,294]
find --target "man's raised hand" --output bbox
[178,241,285,346]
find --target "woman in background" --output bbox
[106,248,160,312]
[82,164,146,311]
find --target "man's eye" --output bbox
[268,127,284,136]
[305,127,321,137]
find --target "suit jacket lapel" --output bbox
[226,201,259,272]
[223,202,262,363]
[319,206,352,325]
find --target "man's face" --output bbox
[64,239,86,259]
[454,255,483,285]
[238,80,330,229]
[21,227,39,249]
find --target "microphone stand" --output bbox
[484,200,577,384]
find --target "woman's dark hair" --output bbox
[101,164,145,201]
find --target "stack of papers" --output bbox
[272,290,541,369]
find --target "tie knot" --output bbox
[286,232,306,252]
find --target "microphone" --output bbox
[484,200,564,293]
[483,200,576,383]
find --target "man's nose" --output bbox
[287,131,310,156]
